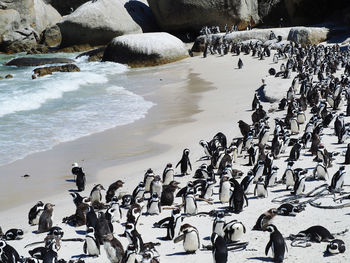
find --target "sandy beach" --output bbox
[1,43,350,263]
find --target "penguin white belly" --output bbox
[336,175,345,189]
[185,197,197,215]
[86,237,99,256]
[229,223,245,241]
[261,132,270,146]
[268,174,277,187]
[91,191,101,203]
[255,184,267,198]
[316,165,328,180]
[145,177,153,192]
[254,167,264,182]
[213,222,225,237]
[297,114,306,124]
[152,183,162,196]
[295,180,305,195]
[32,211,43,225]
[244,180,254,194]
[125,253,137,263]
[163,171,174,185]
[232,148,238,163]
[148,202,160,215]
[204,185,214,200]
[290,119,299,134]
[285,174,294,188]
[219,182,231,203]
[183,232,199,252]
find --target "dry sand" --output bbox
[1,45,350,263]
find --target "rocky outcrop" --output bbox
[40,25,62,48]
[147,0,259,32]
[58,0,158,47]
[102,32,188,67]
[0,0,62,53]
[288,27,329,46]
[44,0,90,16]
[33,64,80,77]
[76,47,106,62]
[6,57,75,67]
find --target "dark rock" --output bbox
[33,64,80,77]
[44,0,90,16]
[5,74,13,79]
[76,47,106,62]
[6,57,75,67]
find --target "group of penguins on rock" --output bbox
[2,42,350,263]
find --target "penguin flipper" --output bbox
[244,194,249,207]
[265,240,272,256]
[83,241,87,254]
[174,234,185,243]
[176,160,181,168]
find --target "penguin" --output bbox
[124,223,143,253]
[277,203,304,216]
[253,209,278,231]
[193,163,209,179]
[131,182,145,202]
[95,212,112,245]
[326,239,346,254]
[253,160,264,183]
[70,192,84,207]
[76,168,86,192]
[159,208,182,240]
[259,126,270,146]
[345,143,350,165]
[184,191,197,215]
[71,162,81,180]
[44,226,64,249]
[288,142,302,161]
[144,169,155,193]
[150,176,162,197]
[297,111,306,124]
[126,205,141,226]
[264,224,287,263]
[122,195,133,208]
[3,229,23,241]
[162,163,174,185]
[38,203,54,233]
[201,177,216,200]
[252,93,259,110]
[240,171,255,194]
[106,181,124,203]
[290,117,299,134]
[28,201,44,225]
[211,233,228,263]
[122,244,137,263]
[238,58,243,69]
[105,207,116,232]
[147,193,161,215]
[41,241,58,263]
[335,114,344,138]
[238,120,250,138]
[248,145,259,166]
[174,224,200,254]
[297,225,334,242]
[229,178,248,214]
[103,233,124,263]
[267,166,279,187]
[329,166,346,192]
[109,200,122,223]
[84,227,100,257]
[161,181,180,206]
[90,184,105,205]
[86,206,98,229]
[212,212,226,237]
[223,220,246,242]
[219,175,231,203]
[176,148,192,176]
[254,177,268,198]
[291,170,306,195]
[313,163,328,181]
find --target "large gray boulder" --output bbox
[58,0,158,47]
[0,0,62,53]
[147,0,259,32]
[102,32,188,67]
[288,27,329,46]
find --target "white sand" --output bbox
[1,46,350,263]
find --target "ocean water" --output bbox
[0,53,154,166]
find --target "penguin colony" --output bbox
[2,34,350,263]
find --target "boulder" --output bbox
[40,25,62,48]
[44,0,90,15]
[102,32,188,67]
[33,64,80,77]
[6,57,75,67]
[58,0,158,47]
[288,27,329,46]
[76,47,106,62]
[147,0,259,32]
[0,9,21,35]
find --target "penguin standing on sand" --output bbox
[291,169,306,195]
[90,184,105,205]
[264,224,287,263]
[150,175,163,197]
[219,175,231,203]
[229,179,248,213]
[147,193,161,215]
[162,163,174,185]
[252,93,259,110]
[184,191,197,215]
[212,212,226,237]
[84,227,100,257]
[254,177,268,198]
[155,208,182,240]
[288,141,302,161]
[329,166,346,192]
[240,171,255,194]
[238,58,243,69]
[176,149,192,176]
[144,169,155,193]
[28,201,44,225]
[103,233,124,263]
[132,182,145,201]
[95,212,112,245]
[282,161,295,190]
[223,220,246,242]
[124,223,144,253]
[105,181,124,203]
[71,162,81,180]
[211,233,228,263]
[266,166,279,187]
[174,224,200,254]
[76,168,86,192]
[38,203,55,233]
[161,180,180,206]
